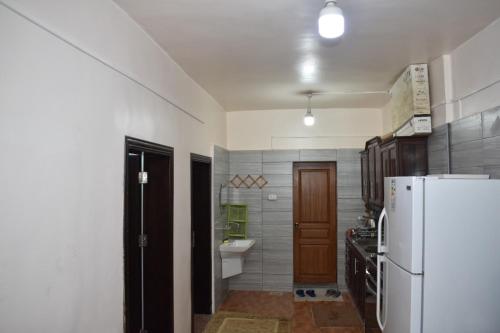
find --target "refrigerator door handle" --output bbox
[376,254,386,331]
[377,208,388,254]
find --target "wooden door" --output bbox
[293,162,337,283]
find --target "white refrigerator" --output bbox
[376,176,500,333]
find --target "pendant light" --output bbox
[318,0,345,39]
[304,94,315,126]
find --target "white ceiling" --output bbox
[114,0,500,111]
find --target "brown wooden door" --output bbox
[293,162,337,283]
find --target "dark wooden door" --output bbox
[124,137,174,333]
[293,162,337,283]
[191,154,212,319]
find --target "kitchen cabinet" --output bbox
[346,233,381,333]
[360,136,428,209]
[360,151,369,203]
[346,239,366,318]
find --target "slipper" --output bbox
[295,289,305,298]
[305,289,316,297]
[326,289,341,298]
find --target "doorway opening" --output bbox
[190,154,213,332]
[124,137,174,333]
[293,162,338,284]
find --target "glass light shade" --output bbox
[304,113,315,126]
[318,2,345,39]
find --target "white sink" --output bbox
[219,239,255,279]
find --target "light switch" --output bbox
[267,193,278,201]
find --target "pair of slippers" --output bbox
[295,289,341,298]
[295,289,316,298]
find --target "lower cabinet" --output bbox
[345,240,366,319]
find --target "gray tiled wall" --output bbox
[224,149,364,292]
[213,145,229,310]
[428,106,500,178]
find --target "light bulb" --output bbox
[318,1,345,39]
[304,113,315,126]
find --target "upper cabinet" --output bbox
[360,151,369,203]
[360,136,428,209]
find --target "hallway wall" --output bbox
[0,2,226,332]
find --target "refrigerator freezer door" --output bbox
[383,258,422,333]
[384,177,424,274]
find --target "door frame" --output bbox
[293,161,338,284]
[123,136,174,333]
[190,153,213,331]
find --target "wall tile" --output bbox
[242,250,263,274]
[337,149,362,161]
[449,113,482,145]
[262,236,292,251]
[427,124,449,152]
[262,150,299,162]
[263,250,293,274]
[264,174,293,187]
[299,149,338,161]
[229,188,262,212]
[482,107,500,139]
[428,148,449,173]
[484,166,500,179]
[263,274,293,291]
[262,197,292,212]
[213,145,230,310]
[262,162,292,175]
[228,273,263,291]
[230,162,262,176]
[262,211,293,226]
[482,136,500,166]
[247,223,263,238]
[450,166,485,175]
[263,224,293,238]
[230,150,263,163]
[262,186,292,198]
[337,185,361,199]
[450,140,484,169]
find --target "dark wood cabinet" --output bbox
[360,151,369,203]
[361,136,428,208]
[345,240,366,318]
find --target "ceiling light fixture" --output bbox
[318,0,345,39]
[304,94,315,126]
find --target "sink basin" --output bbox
[220,239,256,256]
[220,239,255,279]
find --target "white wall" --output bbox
[226,108,383,150]
[430,18,500,126]
[0,1,225,332]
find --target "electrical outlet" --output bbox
[267,193,278,201]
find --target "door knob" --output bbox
[294,223,299,228]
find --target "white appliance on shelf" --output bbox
[376,175,500,333]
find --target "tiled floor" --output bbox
[217,290,368,333]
